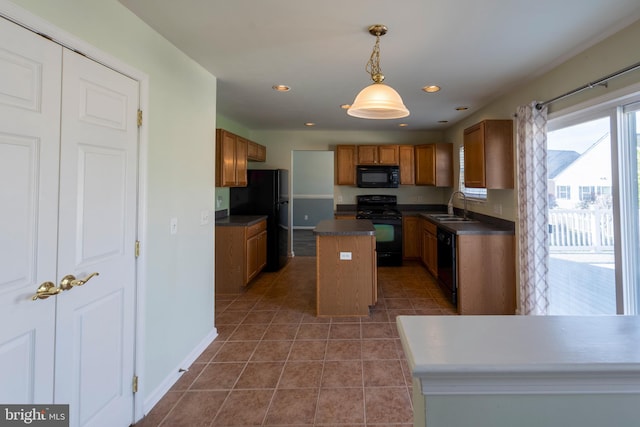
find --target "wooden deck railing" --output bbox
[548,209,614,252]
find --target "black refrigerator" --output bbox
[229,169,289,271]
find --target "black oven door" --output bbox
[371,219,403,266]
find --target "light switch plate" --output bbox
[170,217,178,234]
[200,210,210,225]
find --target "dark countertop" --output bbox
[215,215,268,227]
[313,219,376,236]
[419,213,515,235]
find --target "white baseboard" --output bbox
[140,327,218,420]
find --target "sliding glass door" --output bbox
[547,97,640,315]
[547,117,616,314]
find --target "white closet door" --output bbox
[0,16,61,404]
[54,49,139,427]
[0,16,139,427]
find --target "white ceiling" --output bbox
[119,0,640,131]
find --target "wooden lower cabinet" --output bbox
[457,234,516,314]
[215,219,267,293]
[420,218,437,277]
[402,215,420,259]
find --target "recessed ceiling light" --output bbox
[340,104,351,109]
[398,123,408,127]
[304,122,315,127]
[422,85,441,93]
[272,85,291,92]
[438,120,449,123]
[455,106,469,111]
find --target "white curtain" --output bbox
[516,102,549,315]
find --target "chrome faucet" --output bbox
[447,191,468,219]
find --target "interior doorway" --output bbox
[291,151,334,257]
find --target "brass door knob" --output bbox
[32,282,61,300]
[59,272,99,291]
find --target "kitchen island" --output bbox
[397,315,640,427]
[313,219,377,316]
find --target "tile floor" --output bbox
[135,257,456,427]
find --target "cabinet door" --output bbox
[217,130,238,187]
[398,145,415,185]
[235,137,248,187]
[402,216,420,258]
[378,145,399,165]
[421,228,429,266]
[415,145,435,185]
[247,141,266,162]
[257,230,267,271]
[246,233,259,283]
[335,145,357,185]
[357,145,378,164]
[463,122,486,188]
[426,231,438,277]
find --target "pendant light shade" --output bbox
[347,24,410,120]
[348,82,410,119]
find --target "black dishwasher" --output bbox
[436,227,457,306]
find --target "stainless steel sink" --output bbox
[437,217,479,223]
[426,214,479,223]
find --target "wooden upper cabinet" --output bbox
[398,145,415,185]
[357,145,399,165]
[335,145,357,185]
[463,120,514,189]
[415,143,453,187]
[216,129,247,187]
[247,140,266,162]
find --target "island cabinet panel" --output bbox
[403,215,420,259]
[457,233,516,314]
[335,145,357,185]
[316,234,376,316]
[215,219,267,293]
[415,143,453,186]
[463,119,514,189]
[398,145,415,185]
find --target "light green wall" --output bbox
[8,0,217,402]
[443,18,640,221]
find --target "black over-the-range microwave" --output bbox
[356,165,400,188]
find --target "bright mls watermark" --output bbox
[0,405,69,426]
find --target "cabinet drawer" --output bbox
[247,220,267,237]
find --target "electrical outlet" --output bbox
[493,204,503,215]
[216,196,222,208]
[339,252,352,260]
[304,214,309,220]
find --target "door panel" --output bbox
[55,49,138,427]
[0,16,62,404]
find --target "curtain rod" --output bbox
[535,60,640,110]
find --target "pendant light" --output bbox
[347,25,410,120]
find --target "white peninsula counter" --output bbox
[397,315,640,427]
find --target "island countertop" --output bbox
[313,219,375,236]
[396,315,640,394]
